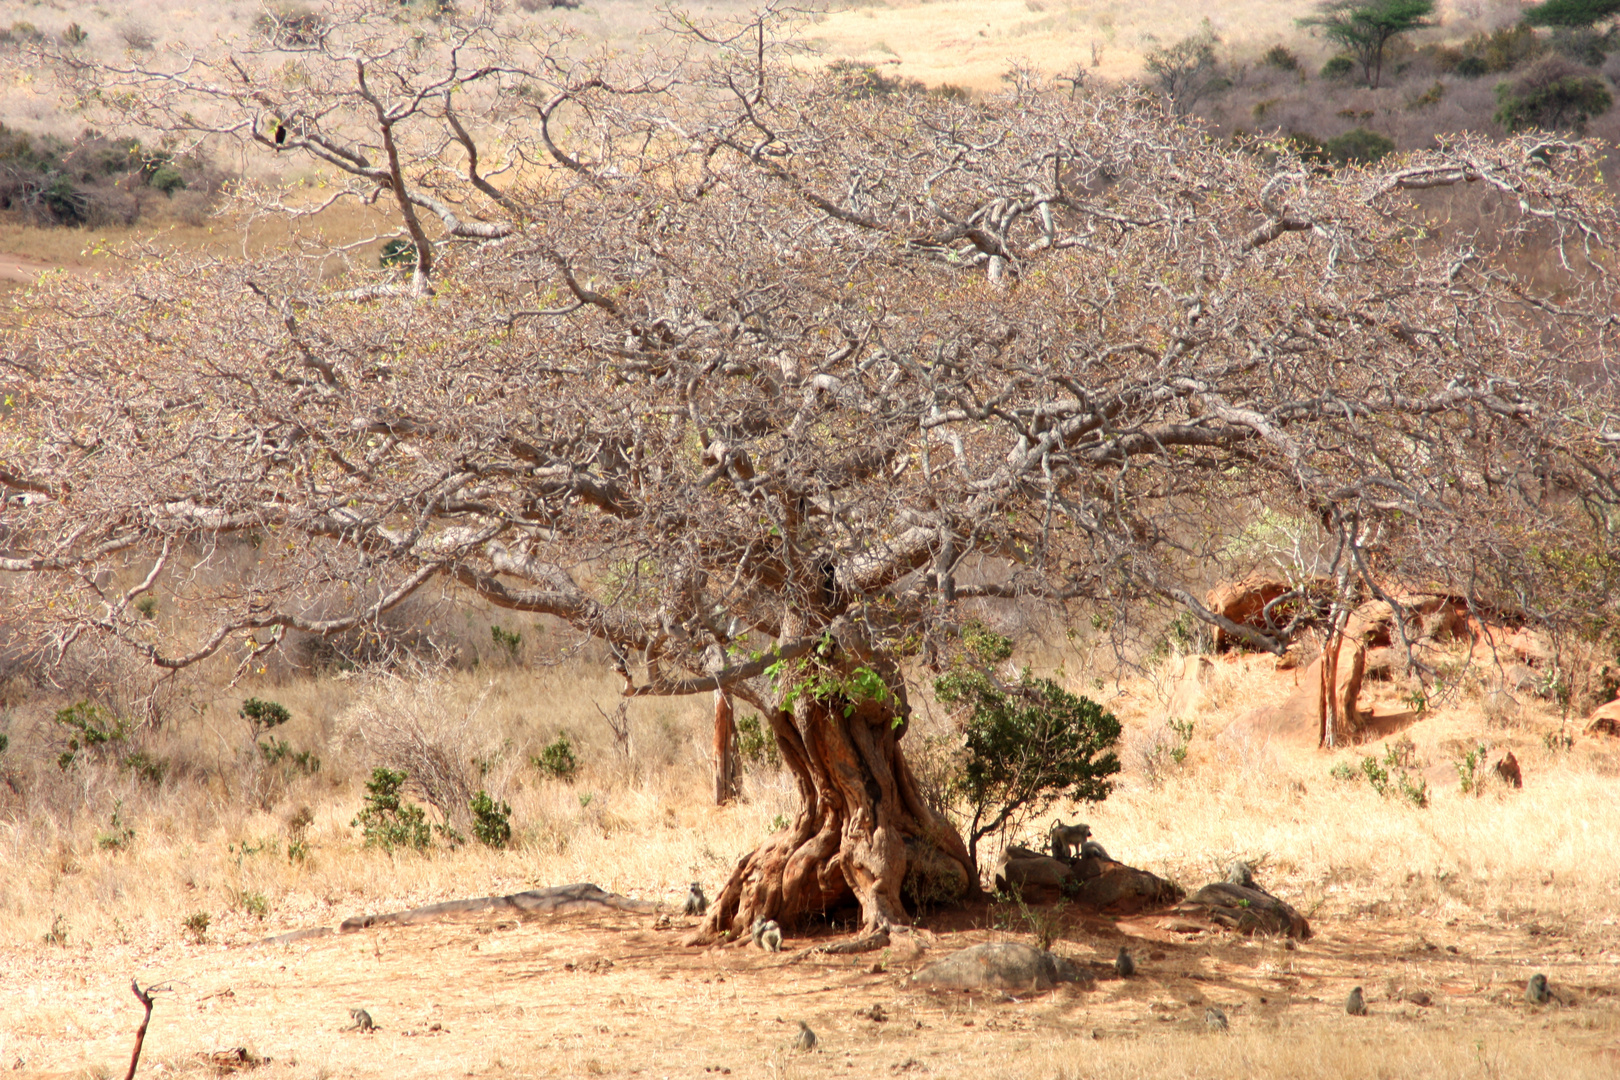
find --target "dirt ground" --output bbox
[5,887,1618,1080]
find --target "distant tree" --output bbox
[1494,55,1614,130]
[1299,0,1436,88]
[1522,0,1620,28]
[1143,22,1229,115]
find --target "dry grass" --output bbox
[1,635,1617,1077]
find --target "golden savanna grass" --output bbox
[1,631,1617,1078]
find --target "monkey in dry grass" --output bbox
[344,1008,375,1033]
[683,882,707,917]
[1204,1006,1228,1032]
[1346,987,1367,1016]
[1114,947,1135,978]
[1526,973,1550,1005]
[793,1021,817,1051]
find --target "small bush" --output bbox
[62,22,88,46]
[237,890,270,920]
[1494,55,1614,131]
[1262,44,1301,71]
[532,734,579,780]
[351,767,431,852]
[148,165,186,194]
[1456,55,1489,77]
[183,911,210,944]
[122,750,168,787]
[735,712,782,768]
[490,624,522,660]
[1464,24,1542,74]
[1167,717,1196,764]
[1455,742,1489,794]
[469,789,512,848]
[240,697,291,737]
[1324,127,1396,165]
[54,701,129,771]
[96,801,136,851]
[117,22,156,50]
[1321,55,1356,80]
[826,59,925,99]
[380,238,417,269]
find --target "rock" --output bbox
[1204,575,1325,652]
[1493,751,1523,788]
[909,942,1088,992]
[1172,882,1312,939]
[1586,699,1620,739]
[992,853,1075,901]
[1070,863,1184,915]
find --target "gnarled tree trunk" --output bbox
[703,673,975,940]
[713,689,739,805]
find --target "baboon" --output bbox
[683,882,707,917]
[1346,987,1367,1016]
[758,920,783,953]
[1226,860,1256,888]
[344,1008,374,1033]
[1048,822,1092,862]
[793,1020,818,1051]
[1204,1006,1229,1032]
[1114,947,1135,978]
[1079,838,1112,862]
[1526,973,1550,1005]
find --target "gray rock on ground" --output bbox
[909,942,1090,992]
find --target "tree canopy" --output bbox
[5,1,1620,935]
[1522,0,1620,28]
[1299,0,1437,88]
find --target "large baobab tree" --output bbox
[5,1,1619,939]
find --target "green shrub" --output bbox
[1324,126,1395,164]
[183,911,210,944]
[1342,738,1430,807]
[532,733,579,780]
[1321,54,1356,79]
[490,624,522,660]
[122,750,168,787]
[934,668,1122,869]
[379,238,417,268]
[826,59,925,99]
[469,789,512,848]
[736,712,782,768]
[148,165,186,194]
[351,767,431,852]
[1522,0,1620,28]
[62,22,88,46]
[1455,742,1489,794]
[1262,44,1301,70]
[1494,56,1614,131]
[54,701,129,771]
[96,801,136,850]
[1464,24,1543,73]
[1456,55,1488,77]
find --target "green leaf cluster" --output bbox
[351,767,431,852]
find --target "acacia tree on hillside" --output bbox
[1300,0,1436,88]
[6,1,1620,940]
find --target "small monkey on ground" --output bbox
[1204,1006,1229,1032]
[1526,973,1550,1005]
[683,882,707,916]
[344,1008,375,1033]
[752,918,783,952]
[793,1021,818,1051]
[1346,987,1367,1016]
[1114,947,1135,978]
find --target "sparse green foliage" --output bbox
[961,620,1015,664]
[768,813,790,833]
[1144,21,1230,115]
[96,801,136,851]
[0,732,9,756]
[469,789,512,848]
[1261,44,1301,70]
[736,712,782,768]
[826,59,925,99]
[1300,0,1436,88]
[351,767,431,852]
[240,697,291,737]
[122,750,168,787]
[993,886,1069,950]
[287,805,314,863]
[935,669,1122,869]
[1321,54,1356,79]
[54,701,129,771]
[379,238,417,268]
[1346,738,1431,807]
[236,890,270,920]
[1168,717,1196,765]
[1456,742,1489,794]
[490,624,523,660]
[183,911,211,944]
[62,22,88,46]
[135,595,158,619]
[532,733,579,780]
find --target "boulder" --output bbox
[1586,699,1620,739]
[992,853,1075,902]
[909,942,1088,992]
[1172,882,1311,939]
[1070,862,1184,915]
[1205,575,1318,652]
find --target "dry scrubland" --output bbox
[1,632,1618,1078]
